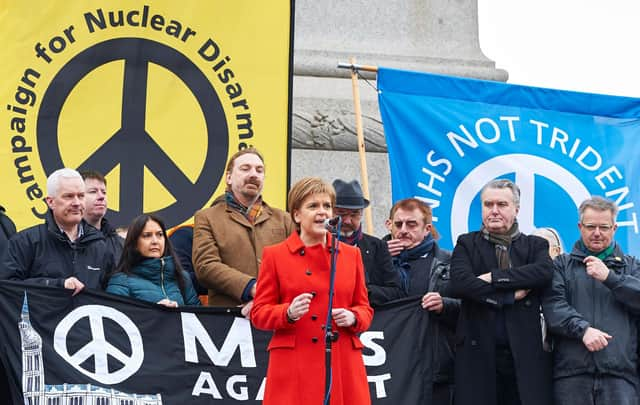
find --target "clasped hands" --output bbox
[287,292,356,327]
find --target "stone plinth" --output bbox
[290,0,506,236]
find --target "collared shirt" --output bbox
[57,222,84,242]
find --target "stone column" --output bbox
[290,0,506,237]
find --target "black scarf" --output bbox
[481,222,521,270]
[392,234,435,292]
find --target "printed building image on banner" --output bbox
[18,294,163,404]
[378,67,640,256]
[0,282,432,404]
[1,1,293,230]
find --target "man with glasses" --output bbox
[387,197,459,405]
[332,179,403,306]
[543,196,640,405]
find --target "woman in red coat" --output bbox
[251,177,373,405]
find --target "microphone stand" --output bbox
[323,218,341,405]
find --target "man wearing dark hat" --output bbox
[332,179,404,306]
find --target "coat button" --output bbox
[305,269,312,276]
[471,340,477,346]
[300,249,305,256]
[311,314,318,321]
[312,337,318,343]
[524,299,532,307]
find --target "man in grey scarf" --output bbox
[449,179,553,405]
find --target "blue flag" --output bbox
[378,67,640,256]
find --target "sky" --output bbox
[478,1,640,98]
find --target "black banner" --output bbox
[0,281,431,404]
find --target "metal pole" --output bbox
[337,62,379,73]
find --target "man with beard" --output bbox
[332,179,403,306]
[80,171,124,262]
[449,179,553,405]
[387,197,459,405]
[193,148,294,315]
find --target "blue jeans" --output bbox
[554,374,638,405]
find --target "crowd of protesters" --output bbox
[0,147,638,405]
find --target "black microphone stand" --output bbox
[323,217,341,405]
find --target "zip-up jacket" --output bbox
[428,244,460,384]
[542,242,640,382]
[0,206,17,261]
[387,240,460,384]
[106,256,201,305]
[99,217,124,264]
[0,210,114,289]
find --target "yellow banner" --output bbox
[0,0,292,229]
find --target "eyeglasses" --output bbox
[581,223,614,232]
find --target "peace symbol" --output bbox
[37,38,229,227]
[53,305,144,385]
[450,154,590,241]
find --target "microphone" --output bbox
[324,216,342,230]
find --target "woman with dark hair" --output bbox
[106,214,201,307]
[251,177,373,405]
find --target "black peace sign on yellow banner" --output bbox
[1,1,292,229]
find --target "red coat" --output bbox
[251,232,373,405]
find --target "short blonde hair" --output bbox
[288,177,336,227]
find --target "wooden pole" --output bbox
[348,57,374,234]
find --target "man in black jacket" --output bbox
[332,179,403,306]
[0,205,16,403]
[543,196,640,405]
[0,168,115,293]
[80,170,124,263]
[386,197,459,405]
[0,205,17,260]
[450,179,553,405]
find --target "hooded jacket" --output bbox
[542,242,640,382]
[0,210,114,289]
[99,217,124,265]
[106,256,201,305]
[0,206,17,260]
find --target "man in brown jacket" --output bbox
[192,147,293,315]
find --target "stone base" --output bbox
[291,149,391,238]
